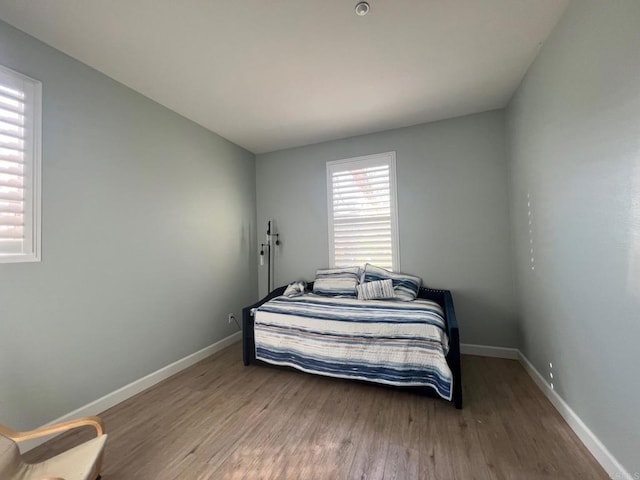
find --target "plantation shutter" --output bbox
[0,65,41,261]
[327,152,399,270]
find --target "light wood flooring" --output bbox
[26,342,607,479]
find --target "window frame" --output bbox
[326,151,400,271]
[0,64,42,264]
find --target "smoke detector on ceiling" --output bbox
[355,2,370,16]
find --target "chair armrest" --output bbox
[0,416,104,442]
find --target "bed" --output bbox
[242,282,462,409]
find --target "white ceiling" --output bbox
[0,1,568,154]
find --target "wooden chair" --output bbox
[0,416,107,480]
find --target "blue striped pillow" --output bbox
[357,278,395,300]
[362,264,422,301]
[314,267,361,281]
[313,267,360,297]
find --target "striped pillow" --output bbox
[316,266,361,278]
[313,267,360,297]
[362,264,422,301]
[357,279,395,300]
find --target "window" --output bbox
[327,151,399,270]
[0,65,42,263]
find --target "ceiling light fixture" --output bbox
[355,2,370,16]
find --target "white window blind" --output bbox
[0,65,41,263]
[327,152,399,270]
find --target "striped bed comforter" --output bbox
[254,294,453,401]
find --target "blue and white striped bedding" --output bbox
[254,294,453,401]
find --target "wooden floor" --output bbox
[26,342,607,479]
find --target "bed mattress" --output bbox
[254,294,453,400]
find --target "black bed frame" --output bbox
[242,284,462,409]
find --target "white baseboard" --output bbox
[460,343,519,359]
[461,343,632,480]
[19,336,633,480]
[20,331,242,453]
[517,351,634,480]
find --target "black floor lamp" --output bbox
[260,220,280,293]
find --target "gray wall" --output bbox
[0,20,257,429]
[256,110,519,347]
[506,0,640,474]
